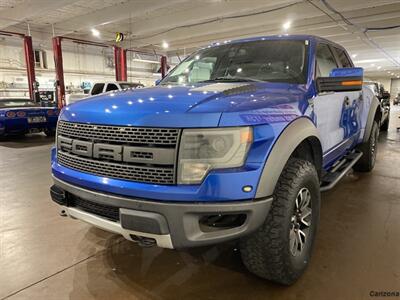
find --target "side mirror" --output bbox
[316,67,363,93]
[155,79,161,86]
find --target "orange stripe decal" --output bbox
[341,80,363,86]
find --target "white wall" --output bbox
[390,79,400,97]
[0,40,161,93]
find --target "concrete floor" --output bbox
[1,108,400,300]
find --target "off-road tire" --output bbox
[240,158,320,285]
[353,121,379,172]
[380,116,389,132]
[44,129,56,137]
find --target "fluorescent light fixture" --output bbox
[351,54,358,58]
[353,58,385,64]
[132,58,159,64]
[162,41,169,49]
[282,21,291,30]
[91,28,100,37]
[377,66,382,70]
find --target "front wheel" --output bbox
[240,158,320,285]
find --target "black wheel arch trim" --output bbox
[363,95,382,143]
[255,117,322,198]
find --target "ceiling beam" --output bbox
[0,0,80,30]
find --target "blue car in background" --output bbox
[0,98,59,137]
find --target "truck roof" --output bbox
[212,34,346,51]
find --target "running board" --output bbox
[320,151,363,192]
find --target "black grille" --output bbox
[69,195,120,222]
[57,151,175,184]
[56,121,180,184]
[57,121,179,146]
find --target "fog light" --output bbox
[242,185,253,192]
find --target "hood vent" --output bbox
[190,83,256,96]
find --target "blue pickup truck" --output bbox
[50,35,381,285]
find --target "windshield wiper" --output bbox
[200,77,263,83]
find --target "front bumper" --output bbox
[51,176,272,249]
[1,119,57,135]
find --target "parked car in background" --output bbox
[90,81,144,95]
[65,81,145,105]
[364,81,390,131]
[0,97,59,137]
[394,93,400,105]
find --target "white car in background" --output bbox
[89,81,144,95]
[65,81,144,105]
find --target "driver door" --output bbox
[313,43,361,162]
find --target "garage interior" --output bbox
[1,0,400,299]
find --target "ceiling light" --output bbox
[353,59,385,64]
[351,54,357,58]
[91,28,100,37]
[162,41,169,49]
[377,66,382,70]
[282,21,291,31]
[132,58,159,64]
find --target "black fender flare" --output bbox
[363,95,381,142]
[255,117,321,198]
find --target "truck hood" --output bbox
[60,82,307,127]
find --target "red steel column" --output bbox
[23,36,36,101]
[52,37,65,108]
[120,49,127,81]
[114,46,121,81]
[160,55,167,78]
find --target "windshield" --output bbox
[161,40,308,85]
[120,83,144,89]
[0,99,38,109]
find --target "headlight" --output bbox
[178,127,252,184]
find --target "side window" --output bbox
[106,83,118,92]
[316,44,338,77]
[91,83,105,95]
[333,47,353,68]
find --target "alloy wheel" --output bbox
[289,187,312,257]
